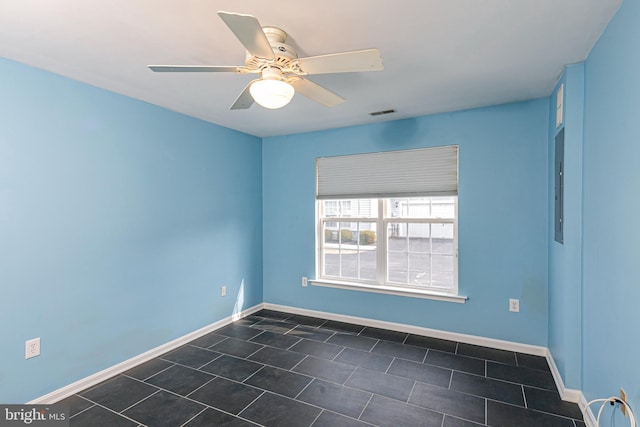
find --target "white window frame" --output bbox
[314,197,465,303]
[313,146,465,303]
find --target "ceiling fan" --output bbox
[148,11,384,110]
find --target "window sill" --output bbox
[310,279,468,303]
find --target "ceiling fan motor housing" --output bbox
[245,26,297,71]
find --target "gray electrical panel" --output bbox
[554,128,564,244]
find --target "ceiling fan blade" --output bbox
[230,80,257,110]
[148,65,249,73]
[296,49,383,75]
[218,11,275,60]
[290,78,345,107]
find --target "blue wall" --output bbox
[263,100,549,346]
[0,58,263,403]
[581,0,640,412]
[547,63,585,391]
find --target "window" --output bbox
[318,196,457,293]
[315,146,463,301]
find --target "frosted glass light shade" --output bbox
[250,79,295,109]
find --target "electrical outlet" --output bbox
[221,286,226,297]
[25,338,40,359]
[620,388,628,416]
[301,276,308,287]
[509,299,520,312]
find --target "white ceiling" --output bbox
[0,0,622,137]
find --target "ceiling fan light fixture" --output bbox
[250,78,295,109]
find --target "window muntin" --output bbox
[318,196,457,294]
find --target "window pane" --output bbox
[409,253,430,285]
[387,197,455,219]
[432,255,454,289]
[322,221,377,282]
[323,223,339,276]
[432,223,454,253]
[431,198,456,219]
[388,223,431,286]
[387,250,407,283]
[323,199,377,218]
[387,222,455,288]
[324,201,338,217]
[388,226,408,250]
[351,199,378,217]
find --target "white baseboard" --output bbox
[578,393,598,427]
[544,349,582,403]
[28,303,264,404]
[263,303,547,356]
[540,343,593,425]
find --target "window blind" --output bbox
[316,145,458,199]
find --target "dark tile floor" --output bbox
[59,309,586,426]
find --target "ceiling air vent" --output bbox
[369,109,396,116]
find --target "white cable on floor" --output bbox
[584,396,636,427]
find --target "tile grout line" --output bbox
[132,361,176,382]
[323,329,337,343]
[66,396,95,420]
[357,394,375,421]
[79,398,150,426]
[485,398,488,425]
[285,336,304,350]
[167,350,223,371]
[332,346,348,362]
[317,319,329,330]
[240,365,266,386]
[368,338,381,355]
[308,409,323,427]
[289,354,310,372]
[453,365,557,392]
[384,357,396,374]
[407,380,418,404]
[447,369,454,390]
[184,375,218,399]
[343,364,359,385]
[119,388,161,415]
[178,407,208,427]
[422,347,430,364]
[487,397,585,423]
[293,378,315,400]
[244,343,266,360]
[235,390,266,419]
[195,353,225,372]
